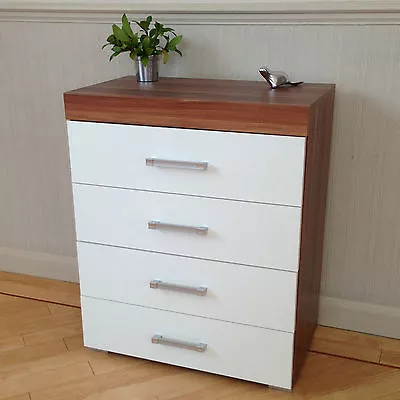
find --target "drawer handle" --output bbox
[151,334,207,353]
[148,221,208,236]
[145,158,208,171]
[150,279,208,296]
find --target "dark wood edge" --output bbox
[292,87,335,385]
[63,93,310,136]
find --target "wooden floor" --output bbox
[1,292,400,400]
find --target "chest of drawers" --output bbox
[64,77,335,390]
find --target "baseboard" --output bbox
[0,270,80,306]
[319,296,400,340]
[0,246,78,283]
[0,251,398,340]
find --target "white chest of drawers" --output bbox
[64,77,335,390]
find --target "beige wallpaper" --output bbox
[0,19,399,336]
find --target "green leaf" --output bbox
[109,51,121,61]
[105,35,120,47]
[162,49,169,64]
[149,28,157,38]
[121,14,134,38]
[131,33,139,47]
[106,34,116,43]
[167,34,182,50]
[142,36,153,55]
[112,24,130,43]
[102,43,111,49]
[137,17,151,32]
[129,49,138,60]
[141,54,149,66]
[112,24,120,35]
[136,43,143,57]
[139,16,152,31]
[142,36,151,47]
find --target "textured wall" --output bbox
[0,19,399,335]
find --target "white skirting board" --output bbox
[0,248,398,340]
[0,246,78,283]
[319,296,400,340]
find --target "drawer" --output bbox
[78,242,297,332]
[81,296,294,389]
[73,185,302,272]
[68,121,306,207]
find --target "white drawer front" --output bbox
[81,296,294,389]
[73,185,301,272]
[68,121,306,207]
[78,242,297,332]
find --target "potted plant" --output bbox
[103,14,183,82]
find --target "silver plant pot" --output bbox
[136,55,159,82]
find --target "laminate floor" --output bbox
[0,293,400,400]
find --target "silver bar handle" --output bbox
[146,158,208,171]
[150,280,208,296]
[151,334,207,353]
[148,221,208,236]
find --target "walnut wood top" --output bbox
[64,76,334,136]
